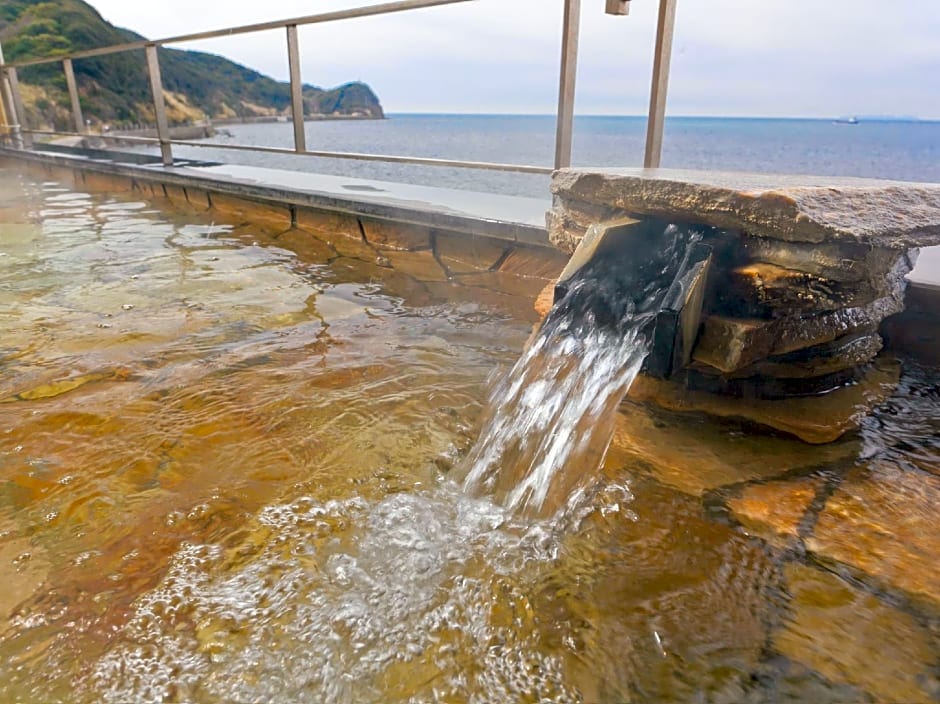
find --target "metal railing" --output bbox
[0,0,677,174]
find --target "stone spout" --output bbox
[551,217,713,381]
[547,168,940,443]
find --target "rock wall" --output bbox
[549,168,940,442]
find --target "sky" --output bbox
[82,0,940,119]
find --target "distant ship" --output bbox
[833,116,860,125]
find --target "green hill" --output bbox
[0,0,384,130]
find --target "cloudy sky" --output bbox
[84,0,940,119]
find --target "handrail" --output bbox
[0,0,677,176]
[19,127,555,174]
[1,0,476,69]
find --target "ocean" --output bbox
[164,114,940,198]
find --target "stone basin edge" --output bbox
[550,168,940,248]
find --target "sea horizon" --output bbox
[383,112,938,123]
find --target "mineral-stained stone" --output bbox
[774,562,938,704]
[550,169,940,248]
[692,293,904,374]
[611,401,855,495]
[719,332,884,380]
[628,358,900,444]
[547,168,937,438]
[434,232,509,273]
[739,236,915,284]
[806,463,940,610]
[726,478,822,547]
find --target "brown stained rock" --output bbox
[360,219,432,252]
[434,232,509,273]
[551,169,940,247]
[740,236,907,284]
[775,563,938,704]
[162,184,190,209]
[183,187,211,211]
[628,358,901,444]
[497,247,568,281]
[454,270,551,300]
[719,332,883,380]
[546,196,622,253]
[380,249,449,282]
[326,232,380,261]
[294,207,361,240]
[81,170,135,194]
[0,524,49,621]
[610,401,853,496]
[727,478,822,547]
[271,229,336,264]
[806,464,940,610]
[722,246,915,320]
[208,192,291,228]
[725,262,862,316]
[693,293,904,373]
[534,281,555,319]
[553,478,776,701]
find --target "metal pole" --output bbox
[643,0,677,169]
[286,25,306,153]
[6,67,30,148]
[0,41,26,149]
[554,0,580,170]
[144,44,173,166]
[0,72,15,147]
[63,58,86,133]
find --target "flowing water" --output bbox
[463,224,698,517]
[1,167,939,703]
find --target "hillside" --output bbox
[0,0,384,130]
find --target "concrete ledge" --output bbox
[0,147,568,316]
[0,146,551,248]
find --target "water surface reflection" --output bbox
[0,169,937,703]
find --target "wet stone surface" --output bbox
[3,160,939,704]
[806,463,940,610]
[774,562,940,704]
[726,477,822,549]
[549,169,931,441]
[550,168,940,248]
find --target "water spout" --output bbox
[462,220,709,518]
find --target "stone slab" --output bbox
[774,562,938,704]
[806,464,940,610]
[434,232,509,273]
[551,168,940,247]
[693,292,904,373]
[611,401,854,495]
[629,358,901,444]
[727,477,821,548]
[715,332,883,380]
[554,217,641,290]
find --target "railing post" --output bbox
[286,25,306,153]
[554,0,581,170]
[5,67,29,148]
[0,42,26,149]
[144,44,173,166]
[643,0,677,169]
[63,58,86,134]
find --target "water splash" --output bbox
[462,223,699,518]
[87,485,587,704]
